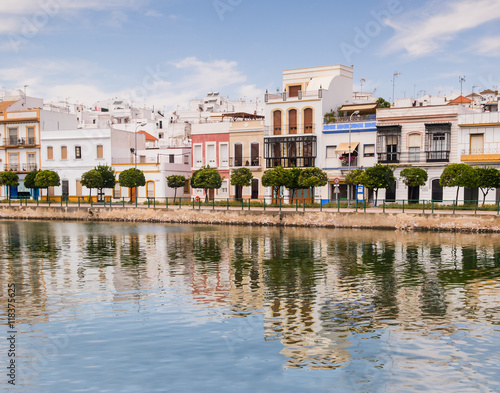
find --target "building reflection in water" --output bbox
[1,223,500,371]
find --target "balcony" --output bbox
[377,152,400,164]
[265,124,316,136]
[265,90,322,103]
[426,151,450,162]
[339,156,358,167]
[327,114,376,123]
[4,137,37,147]
[4,163,37,172]
[229,157,261,167]
[461,148,500,163]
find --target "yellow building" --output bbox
[229,118,266,200]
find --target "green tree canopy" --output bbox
[262,166,290,202]
[474,167,500,204]
[400,167,428,201]
[286,167,304,203]
[345,168,366,185]
[0,171,19,199]
[230,168,253,187]
[80,169,103,198]
[362,164,396,205]
[298,167,328,203]
[119,168,146,188]
[190,166,223,202]
[24,169,41,190]
[167,174,187,202]
[35,170,60,201]
[376,97,391,108]
[95,165,116,190]
[440,163,475,204]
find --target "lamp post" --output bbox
[134,121,147,205]
[348,110,360,205]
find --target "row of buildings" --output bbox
[1,63,500,203]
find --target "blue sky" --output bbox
[1,0,499,110]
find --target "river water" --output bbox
[0,221,499,392]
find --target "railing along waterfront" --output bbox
[4,197,500,216]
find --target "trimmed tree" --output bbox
[376,97,391,108]
[95,164,116,197]
[474,167,500,205]
[0,171,19,199]
[440,163,475,204]
[362,163,396,206]
[286,167,304,204]
[298,167,328,203]
[262,166,290,204]
[400,167,428,202]
[24,169,41,197]
[35,170,60,201]
[190,166,223,202]
[167,174,187,202]
[230,168,253,201]
[80,169,103,200]
[119,168,146,201]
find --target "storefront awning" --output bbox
[334,142,359,154]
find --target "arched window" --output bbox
[273,110,282,135]
[146,181,155,198]
[303,108,313,133]
[288,109,297,134]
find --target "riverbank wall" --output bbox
[1,206,500,232]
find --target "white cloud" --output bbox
[0,57,262,110]
[473,37,500,57]
[385,0,500,57]
[145,10,163,18]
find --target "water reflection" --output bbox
[1,222,500,391]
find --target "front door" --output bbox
[208,189,215,200]
[251,179,259,199]
[129,187,136,202]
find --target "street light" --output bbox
[134,122,147,169]
[348,110,360,205]
[133,121,147,206]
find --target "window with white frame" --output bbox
[408,133,421,162]
[219,143,229,167]
[326,146,337,158]
[194,145,202,167]
[363,144,375,157]
[207,144,216,167]
[221,180,228,194]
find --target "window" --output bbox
[207,144,216,166]
[273,110,282,135]
[76,180,82,196]
[220,143,228,167]
[288,85,301,97]
[27,127,35,145]
[8,154,18,171]
[363,144,375,157]
[61,146,68,160]
[184,154,189,165]
[28,153,36,171]
[194,145,202,167]
[47,146,53,160]
[8,128,17,146]
[470,134,484,154]
[233,143,242,166]
[146,181,155,198]
[407,134,421,162]
[326,146,337,158]
[97,145,103,159]
[169,154,175,163]
[425,123,451,162]
[75,146,82,159]
[221,180,228,194]
[183,179,190,194]
[288,109,297,134]
[376,125,401,163]
[113,182,121,198]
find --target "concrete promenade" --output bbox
[1,201,500,232]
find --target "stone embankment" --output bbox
[1,205,500,232]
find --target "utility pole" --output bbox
[392,72,400,105]
[459,76,466,104]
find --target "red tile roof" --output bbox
[138,130,158,141]
[448,95,472,104]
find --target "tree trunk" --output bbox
[482,189,487,205]
[90,188,92,203]
[373,189,378,207]
[173,188,177,203]
[205,189,208,203]
[456,187,459,205]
